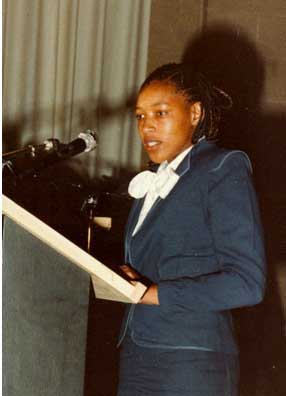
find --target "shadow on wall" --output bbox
[182,24,286,396]
[182,24,265,151]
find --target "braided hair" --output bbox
[140,63,232,144]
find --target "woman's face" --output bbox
[135,81,200,164]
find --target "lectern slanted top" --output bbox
[2,194,147,303]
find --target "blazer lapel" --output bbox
[175,139,203,177]
[175,139,216,183]
[124,197,145,259]
[126,140,216,242]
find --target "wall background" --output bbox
[147,2,286,396]
[148,0,286,109]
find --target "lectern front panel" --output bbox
[3,217,90,396]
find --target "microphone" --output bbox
[2,129,98,179]
[55,129,98,159]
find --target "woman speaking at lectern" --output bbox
[117,63,266,396]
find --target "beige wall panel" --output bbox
[207,0,257,13]
[257,15,286,61]
[147,0,204,73]
[253,0,286,13]
[206,5,286,108]
[208,0,286,14]
[263,60,286,105]
[206,11,259,42]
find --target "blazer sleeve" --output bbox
[158,152,266,311]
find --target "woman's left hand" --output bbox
[120,265,159,305]
[140,284,159,305]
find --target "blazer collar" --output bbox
[148,139,213,175]
[175,138,216,177]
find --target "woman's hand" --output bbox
[119,264,141,280]
[120,265,159,305]
[140,284,159,305]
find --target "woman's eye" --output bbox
[135,113,144,120]
[157,110,167,117]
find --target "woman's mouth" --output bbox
[144,140,161,150]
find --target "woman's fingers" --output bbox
[119,265,140,280]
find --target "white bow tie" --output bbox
[128,165,180,199]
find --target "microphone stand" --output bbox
[81,195,99,254]
[2,139,60,179]
[3,139,59,160]
[3,146,36,159]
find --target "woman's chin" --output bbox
[147,154,165,164]
[146,149,169,164]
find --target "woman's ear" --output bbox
[189,102,202,126]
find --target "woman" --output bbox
[117,63,266,396]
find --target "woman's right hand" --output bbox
[119,264,141,280]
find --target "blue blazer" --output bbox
[118,140,266,354]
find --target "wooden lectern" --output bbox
[2,195,146,396]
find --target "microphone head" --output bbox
[78,129,98,152]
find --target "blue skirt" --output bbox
[117,334,239,396]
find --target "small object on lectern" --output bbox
[93,216,112,230]
[2,195,147,303]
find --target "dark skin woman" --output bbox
[117,63,266,396]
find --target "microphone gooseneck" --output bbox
[2,129,98,178]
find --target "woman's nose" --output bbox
[141,116,155,133]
